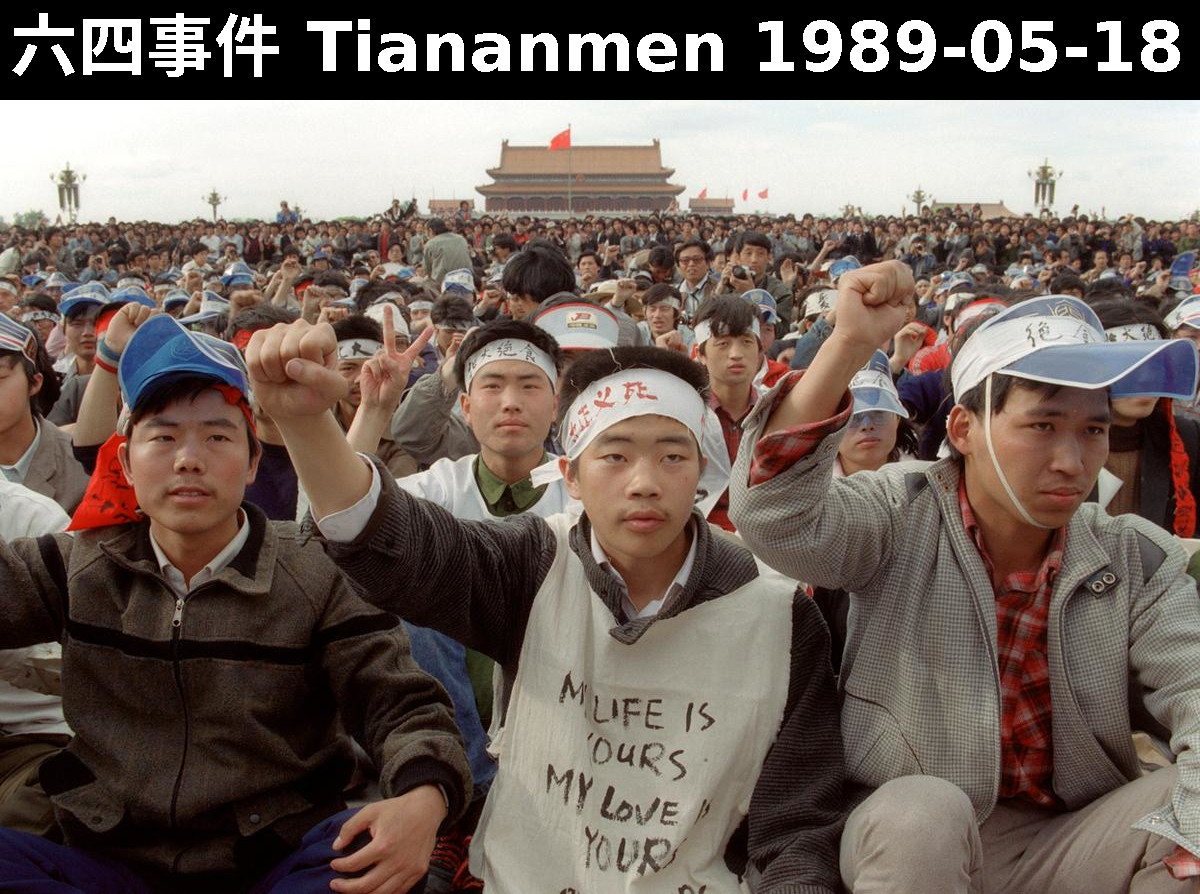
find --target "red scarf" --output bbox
[68,385,255,532]
[1162,399,1197,537]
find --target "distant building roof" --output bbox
[485,139,677,178]
[930,201,1019,220]
[689,197,735,212]
[428,199,475,214]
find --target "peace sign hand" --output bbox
[359,305,434,413]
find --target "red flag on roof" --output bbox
[741,188,748,201]
[698,187,708,200]
[758,188,769,199]
[549,127,571,150]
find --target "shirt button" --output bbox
[1101,572,1117,585]
[249,813,261,824]
[1150,816,1162,824]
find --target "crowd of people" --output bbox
[0,198,1197,893]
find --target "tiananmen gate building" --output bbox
[476,139,685,216]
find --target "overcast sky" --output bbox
[4,99,1197,224]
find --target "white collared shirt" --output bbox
[591,519,698,622]
[0,419,43,485]
[149,509,250,598]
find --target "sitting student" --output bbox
[330,315,418,478]
[692,295,765,532]
[1090,298,1200,535]
[638,283,694,351]
[731,261,1200,893]
[349,314,577,888]
[246,324,845,894]
[0,315,87,514]
[0,314,470,893]
[49,284,158,428]
[818,349,922,670]
[0,480,71,839]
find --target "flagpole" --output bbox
[567,124,573,217]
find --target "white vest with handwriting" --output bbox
[470,514,793,893]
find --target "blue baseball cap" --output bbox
[59,283,112,316]
[741,288,780,325]
[850,350,908,418]
[1171,251,1196,279]
[108,286,157,310]
[829,256,861,282]
[162,289,192,311]
[21,273,47,288]
[43,272,72,289]
[119,315,249,413]
[220,261,256,289]
[178,291,230,325]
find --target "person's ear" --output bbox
[561,455,582,500]
[459,391,472,426]
[117,439,132,480]
[245,438,262,487]
[27,372,43,399]
[946,404,976,457]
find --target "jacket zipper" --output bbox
[168,594,190,833]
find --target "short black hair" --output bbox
[734,230,771,254]
[502,240,576,302]
[1050,272,1086,295]
[674,237,714,263]
[128,375,260,462]
[427,218,449,236]
[556,346,708,431]
[314,271,350,293]
[227,303,298,340]
[578,250,601,267]
[354,280,402,314]
[452,318,563,392]
[430,293,474,328]
[492,233,517,253]
[332,314,383,346]
[19,293,58,314]
[1084,278,1136,303]
[1089,297,1168,338]
[693,294,759,353]
[648,245,675,271]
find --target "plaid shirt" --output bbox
[960,478,1064,808]
[745,370,1200,875]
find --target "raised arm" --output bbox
[73,303,156,447]
[246,319,555,664]
[730,261,917,591]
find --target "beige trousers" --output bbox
[840,770,1198,894]
[0,733,68,838]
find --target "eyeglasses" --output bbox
[848,410,892,429]
[678,255,707,265]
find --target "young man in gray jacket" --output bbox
[730,260,1200,893]
[0,313,469,894]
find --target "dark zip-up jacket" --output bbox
[0,503,470,884]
